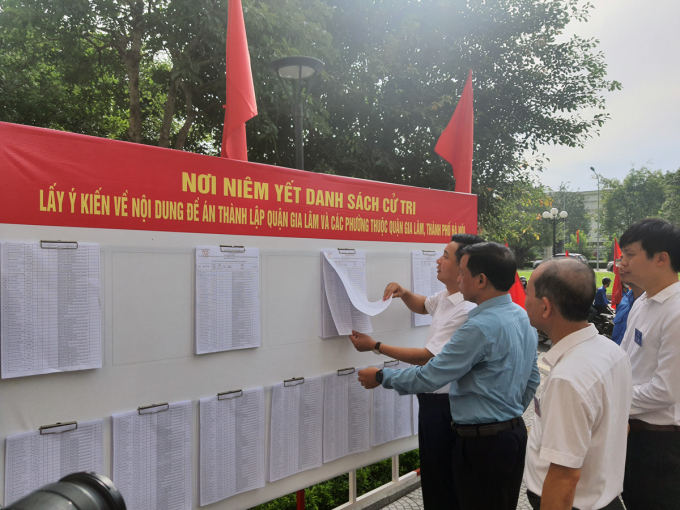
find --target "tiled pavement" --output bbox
[382,347,550,510]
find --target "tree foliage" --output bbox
[547,183,591,240]
[601,167,668,238]
[1,0,620,229]
[660,169,680,225]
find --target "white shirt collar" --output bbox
[645,281,680,304]
[543,324,599,368]
[446,291,464,306]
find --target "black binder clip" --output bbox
[217,389,243,400]
[337,367,355,376]
[39,421,78,435]
[284,377,305,387]
[138,403,170,415]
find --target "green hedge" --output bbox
[250,450,420,510]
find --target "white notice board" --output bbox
[0,223,444,509]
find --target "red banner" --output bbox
[0,122,477,242]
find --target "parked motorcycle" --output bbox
[589,305,614,338]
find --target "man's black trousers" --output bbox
[417,393,456,509]
[623,429,680,509]
[417,393,527,510]
[451,418,527,510]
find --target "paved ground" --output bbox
[382,343,551,510]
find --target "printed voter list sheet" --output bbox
[372,362,414,446]
[199,388,265,506]
[323,367,370,463]
[0,241,101,379]
[4,420,103,507]
[320,249,391,337]
[195,246,260,354]
[268,376,323,482]
[113,401,192,510]
[411,250,445,327]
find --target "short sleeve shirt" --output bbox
[524,325,632,509]
[422,289,476,394]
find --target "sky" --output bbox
[534,0,680,192]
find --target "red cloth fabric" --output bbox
[509,272,526,309]
[576,229,580,244]
[221,0,257,160]
[565,249,569,257]
[611,239,623,308]
[435,70,474,194]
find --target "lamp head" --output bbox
[559,210,568,218]
[590,166,596,173]
[550,207,558,216]
[268,56,325,80]
[542,211,551,219]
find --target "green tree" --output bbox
[660,168,680,225]
[601,167,667,238]
[483,178,553,267]
[1,0,619,228]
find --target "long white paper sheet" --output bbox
[195,246,260,354]
[412,394,420,436]
[268,376,323,482]
[199,388,265,506]
[320,250,391,338]
[372,362,414,446]
[411,250,445,327]
[323,368,370,463]
[0,242,101,379]
[4,419,103,507]
[113,401,192,510]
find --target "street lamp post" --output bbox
[542,208,568,257]
[591,166,600,270]
[268,56,325,170]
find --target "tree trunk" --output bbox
[122,2,144,143]
[159,76,180,148]
[175,84,196,150]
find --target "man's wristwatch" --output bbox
[373,342,382,355]
[375,369,384,384]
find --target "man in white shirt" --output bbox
[617,218,680,509]
[348,233,483,509]
[524,259,632,510]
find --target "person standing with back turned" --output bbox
[356,242,540,510]
[617,218,680,509]
[347,233,484,509]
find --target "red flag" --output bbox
[565,249,569,257]
[221,0,257,160]
[435,70,474,194]
[576,229,580,244]
[611,238,623,308]
[509,272,526,309]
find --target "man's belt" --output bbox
[629,418,680,432]
[451,417,523,437]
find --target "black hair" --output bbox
[533,260,596,322]
[619,218,680,272]
[602,277,611,285]
[451,234,485,262]
[460,242,516,291]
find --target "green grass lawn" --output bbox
[518,269,615,287]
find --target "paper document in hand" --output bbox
[323,251,392,315]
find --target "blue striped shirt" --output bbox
[382,294,540,424]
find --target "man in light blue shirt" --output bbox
[358,242,540,510]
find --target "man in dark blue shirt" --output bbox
[593,277,611,314]
[611,282,643,345]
